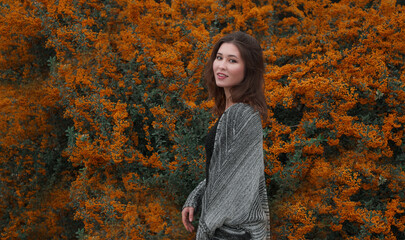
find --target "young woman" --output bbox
[182,31,270,240]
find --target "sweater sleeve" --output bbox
[197,104,265,239]
[183,179,206,212]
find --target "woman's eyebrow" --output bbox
[216,52,240,59]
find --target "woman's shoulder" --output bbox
[222,103,261,127]
[225,103,258,118]
[218,103,262,139]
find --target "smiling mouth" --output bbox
[217,73,228,79]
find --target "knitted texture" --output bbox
[183,103,270,240]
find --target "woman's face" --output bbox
[213,43,245,94]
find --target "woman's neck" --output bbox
[224,87,234,110]
[225,96,234,110]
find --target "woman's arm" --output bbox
[182,179,206,232]
[183,179,206,211]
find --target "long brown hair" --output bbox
[204,31,268,119]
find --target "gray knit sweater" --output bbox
[183,103,270,240]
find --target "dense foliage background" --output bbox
[1,0,405,239]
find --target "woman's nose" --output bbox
[219,61,226,69]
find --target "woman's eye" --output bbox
[216,56,222,60]
[229,59,237,63]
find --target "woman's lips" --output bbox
[216,73,228,80]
